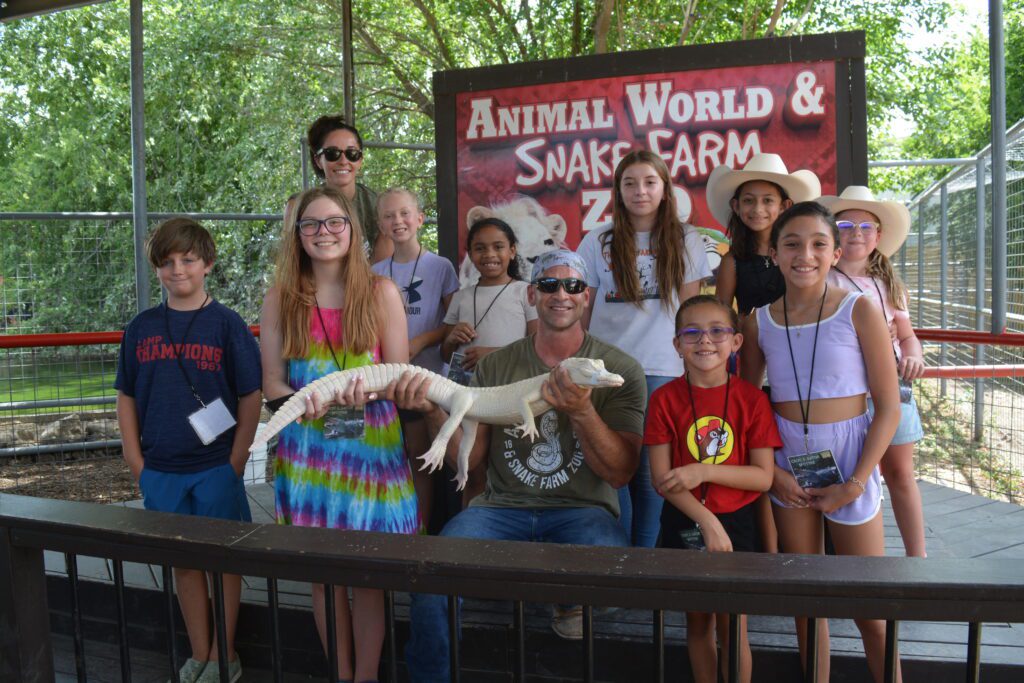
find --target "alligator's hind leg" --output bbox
[419,391,474,473]
[452,419,478,491]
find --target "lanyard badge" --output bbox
[446,351,473,386]
[315,302,366,441]
[164,298,235,445]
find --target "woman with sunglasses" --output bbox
[822,186,926,558]
[261,185,416,682]
[308,115,393,263]
[577,149,712,547]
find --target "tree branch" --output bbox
[783,0,815,36]
[593,0,613,54]
[679,0,699,45]
[409,0,457,69]
[483,0,529,61]
[354,25,434,120]
[765,0,787,36]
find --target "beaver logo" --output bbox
[685,416,735,465]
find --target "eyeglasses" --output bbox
[316,146,363,163]
[676,326,735,344]
[837,220,879,233]
[297,216,351,236]
[532,277,588,294]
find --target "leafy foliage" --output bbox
[0,0,1014,331]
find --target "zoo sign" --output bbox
[433,32,866,269]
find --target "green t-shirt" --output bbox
[353,182,380,253]
[469,334,647,518]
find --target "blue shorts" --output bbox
[139,463,252,522]
[867,396,923,446]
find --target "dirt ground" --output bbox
[0,451,140,503]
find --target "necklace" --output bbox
[473,279,514,328]
[685,372,731,505]
[314,298,348,372]
[388,245,423,305]
[782,284,827,452]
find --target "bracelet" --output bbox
[848,475,866,495]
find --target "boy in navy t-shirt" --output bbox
[115,217,261,683]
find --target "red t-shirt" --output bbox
[644,375,782,514]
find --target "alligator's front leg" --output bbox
[419,390,474,473]
[453,419,478,491]
[512,389,543,442]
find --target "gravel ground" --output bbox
[0,451,139,503]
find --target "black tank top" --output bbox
[734,255,785,314]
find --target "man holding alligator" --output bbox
[388,249,646,679]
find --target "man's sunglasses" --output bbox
[532,277,587,294]
[316,146,363,163]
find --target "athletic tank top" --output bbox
[756,291,869,403]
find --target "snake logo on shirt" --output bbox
[685,416,735,465]
[502,409,584,489]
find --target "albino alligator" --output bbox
[251,358,625,490]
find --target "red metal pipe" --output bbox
[922,365,1024,380]
[915,328,1024,346]
[0,326,260,348]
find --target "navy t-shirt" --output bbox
[114,300,262,473]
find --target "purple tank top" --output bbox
[756,291,869,403]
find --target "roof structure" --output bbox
[0,0,107,23]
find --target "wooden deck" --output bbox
[45,480,1024,680]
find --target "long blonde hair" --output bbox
[604,149,688,309]
[274,186,381,358]
[867,249,909,312]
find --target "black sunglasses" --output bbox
[532,277,587,294]
[316,146,363,163]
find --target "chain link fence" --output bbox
[898,119,1024,501]
[0,214,282,500]
[3,127,1024,502]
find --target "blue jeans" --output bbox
[404,505,628,683]
[617,374,674,547]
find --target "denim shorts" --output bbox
[867,396,924,446]
[139,462,252,522]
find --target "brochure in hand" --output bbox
[787,450,843,489]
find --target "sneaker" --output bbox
[551,605,583,641]
[195,657,242,683]
[172,658,208,683]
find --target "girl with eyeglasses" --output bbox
[704,154,821,554]
[822,186,926,558]
[307,115,393,263]
[260,186,416,683]
[741,202,902,683]
[577,149,712,548]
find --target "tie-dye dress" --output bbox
[273,307,418,533]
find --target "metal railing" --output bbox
[1,492,1022,682]
[3,329,1023,505]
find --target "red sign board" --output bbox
[435,34,865,262]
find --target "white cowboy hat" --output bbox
[705,153,822,230]
[818,186,911,257]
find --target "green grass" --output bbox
[1,357,116,415]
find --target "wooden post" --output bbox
[0,526,54,682]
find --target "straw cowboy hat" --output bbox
[705,153,822,230]
[818,186,911,257]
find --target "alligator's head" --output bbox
[560,357,625,388]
